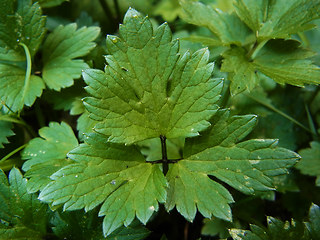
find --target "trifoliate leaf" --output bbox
[0,63,45,112]
[0,168,48,239]
[42,23,100,91]
[83,8,222,144]
[0,0,46,61]
[0,115,15,148]
[221,40,320,94]
[306,204,320,239]
[38,132,167,236]
[233,0,320,40]
[296,141,320,186]
[22,122,78,193]
[180,0,254,46]
[166,110,299,221]
[229,217,310,240]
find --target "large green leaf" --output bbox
[0,0,46,61]
[180,0,254,46]
[42,23,100,90]
[83,8,222,144]
[38,132,167,236]
[166,110,299,222]
[0,168,48,239]
[234,0,320,40]
[22,122,79,193]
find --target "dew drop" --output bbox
[148,206,155,211]
[110,180,116,185]
[75,175,78,178]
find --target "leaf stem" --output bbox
[98,0,117,31]
[0,115,37,138]
[18,43,32,117]
[246,94,313,134]
[113,0,121,24]
[247,39,268,60]
[160,135,168,175]
[0,143,27,163]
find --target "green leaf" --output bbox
[296,141,320,186]
[201,218,232,238]
[229,217,310,240]
[42,23,100,90]
[83,8,222,144]
[234,0,320,40]
[0,168,48,239]
[51,210,150,240]
[154,0,181,22]
[306,204,320,239]
[0,63,45,112]
[37,0,68,8]
[0,116,15,148]
[0,0,46,61]
[22,122,78,193]
[180,0,254,46]
[221,40,320,94]
[166,110,298,221]
[38,132,167,236]
[77,111,99,140]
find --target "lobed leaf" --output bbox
[0,114,15,148]
[234,0,320,40]
[83,8,222,144]
[0,168,48,239]
[22,122,79,193]
[0,0,46,61]
[38,132,167,236]
[296,141,320,186]
[42,23,100,91]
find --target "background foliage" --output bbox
[0,0,320,239]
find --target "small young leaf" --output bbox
[296,141,320,186]
[38,132,167,236]
[83,8,222,144]
[42,23,100,91]
[0,168,48,239]
[22,122,79,193]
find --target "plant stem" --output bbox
[0,144,27,163]
[113,0,121,24]
[160,135,168,175]
[18,43,32,117]
[98,0,117,31]
[246,94,313,134]
[0,114,37,138]
[247,39,268,60]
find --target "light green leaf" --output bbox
[0,63,45,112]
[296,141,320,186]
[230,217,310,240]
[22,122,78,193]
[83,8,222,144]
[38,132,167,236]
[154,0,181,22]
[221,40,320,94]
[0,0,46,61]
[0,168,48,239]
[180,0,254,46]
[234,0,320,40]
[166,110,298,222]
[42,23,100,90]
